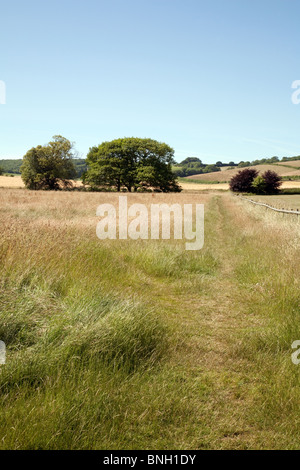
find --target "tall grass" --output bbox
[3,189,300,449]
[0,189,218,449]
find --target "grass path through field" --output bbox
[1,190,300,449]
[149,195,261,448]
[139,194,300,448]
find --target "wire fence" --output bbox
[237,195,300,215]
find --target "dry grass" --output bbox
[276,160,300,168]
[181,181,300,190]
[0,175,24,188]
[281,181,300,188]
[3,174,300,193]
[0,175,83,189]
[180,182,229,190]
[0,176,228,192]
[0,188,211,220]
[2,188,300,449]
[249,194,300,211]
[219,166,232,171]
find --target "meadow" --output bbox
[2,174,300,192]
[1,188,300,449]
[249,194,300,211]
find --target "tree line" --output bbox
[20,136,181,192]
[172,157,222,177]
[0,157,87,177]
[2,134,296,193]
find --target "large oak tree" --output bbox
[83,137,181,192]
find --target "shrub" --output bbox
[262,170,282,194]
[252,175,266,194]
[229,168,258,192]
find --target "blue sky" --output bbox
[0,0,300,163]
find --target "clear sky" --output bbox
[1,0,300,163]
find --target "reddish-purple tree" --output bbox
[262,170,282,194]
[229,168,258,192]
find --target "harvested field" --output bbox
[185,164,300,182]
[276,160,300,168]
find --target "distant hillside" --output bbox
[172,157,230,177]
[173,155,300,177]
[0,158,87,178]
[184,162,300,183]
[0,159,23,174]
[172,155,300,177]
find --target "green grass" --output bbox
[178,177,225,184]
[281,175,300,181]
[281,188,300,194]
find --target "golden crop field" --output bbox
[0,175,83,189]
[2,175,300,193]
[276,160,300,168]
[0,175,25,188]
[181,180,300,190]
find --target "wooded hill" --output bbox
[0,158,87,178]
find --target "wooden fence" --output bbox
[237,195,300,215]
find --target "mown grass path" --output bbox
[133,194,300,449]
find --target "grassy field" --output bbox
[180,179,300,191]
[0,175,229,192]
[2,174,300,192]
[0,175,228,192]
[276,160,300,168]
[0,175,83,189]
[184,164,300,182]
[249,194,300,210]
[1,188,300,449]
[0,175,25,188]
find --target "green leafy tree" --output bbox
[238,161,251,168]
[83,137,181,192]
[252,175,267,194]
[172,167,186,177]
[0,166,3,176]
[179,157,202,166]
[21,136,76,190]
